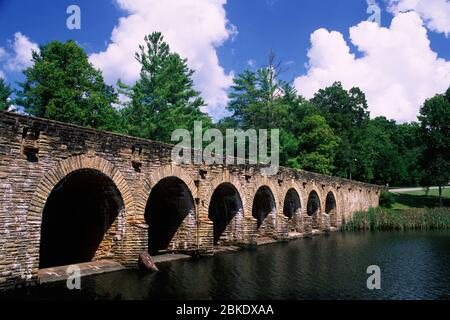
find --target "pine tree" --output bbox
[121,32,211,143]
[16,40,121,131]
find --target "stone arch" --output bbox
[325,191,338,227]
[202,173,246,245]
[252,185,277,230]
[201,172,247,218]
[281,185,303,234]
[247,177,280,239]
[26,155,133,273]
[306,189,322,230]
[141,165,197,254]
[249,178,281,216]
[141,165,197,208]
[208,182,244,245]
[283,188,301,216]
[280,183,303,218]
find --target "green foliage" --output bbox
[120,32,212,143]
[310,82,422,186]
[390,122,421,186]
[223,54,338,174]
[221,69,439,183]
[0,78,12,111]
[342,207,450,231]
[311,82,370,180]
[295,114,339,174]
[312,82,369,135]
[357,117,420,186]
[226,67,297,130]
[16,40,121,131]
[379,192,396,208]
[417,89,450,201]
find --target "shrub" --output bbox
[379,192,396,208]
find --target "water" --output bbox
[3,230,450,300]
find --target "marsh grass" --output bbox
[342,207,450,231]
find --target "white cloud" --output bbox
[90,0,236,120]
[0,47,6,60]
[0,48,5,79]
[247,59,256,67]
[4,32,38,72]
[388,0,450,36]
[294,12,450,122]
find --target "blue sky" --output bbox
[0,0,449,122]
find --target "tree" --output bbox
[357,117,400,185]
[223,52,312,166]
[16,40,120,131]
[226,51,294,130]
[0,78,12,111]
[294,114,340,175]
[312,82,369,135]
[311,82,370,180]
[121,32,211,143]
[417,88,450,206]
[390,122,421,186]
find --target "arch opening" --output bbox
[252,186,276,229]
[145,176,195,255]
[325,191,337,227]
[208,183,243,245]
[307,190,321,229]
[283,188,301,219]
[39,169,123,269]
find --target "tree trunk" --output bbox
[439,185,443,207]
[349,163,352,180]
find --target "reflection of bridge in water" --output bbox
[0,111,383,289]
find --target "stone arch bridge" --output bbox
[0,111,383,288]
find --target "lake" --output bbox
[3,230,450,300]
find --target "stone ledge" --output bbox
[38,260,125,284]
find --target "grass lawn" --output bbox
[390,187,450,209]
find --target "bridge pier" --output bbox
[195,215,214,254]
[322,214,331,232]
[303,216,313,237]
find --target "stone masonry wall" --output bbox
[0,111,384,288]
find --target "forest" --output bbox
[0,32,449,191]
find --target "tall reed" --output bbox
[341,207,450,231]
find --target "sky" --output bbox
[0,0,449,122]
